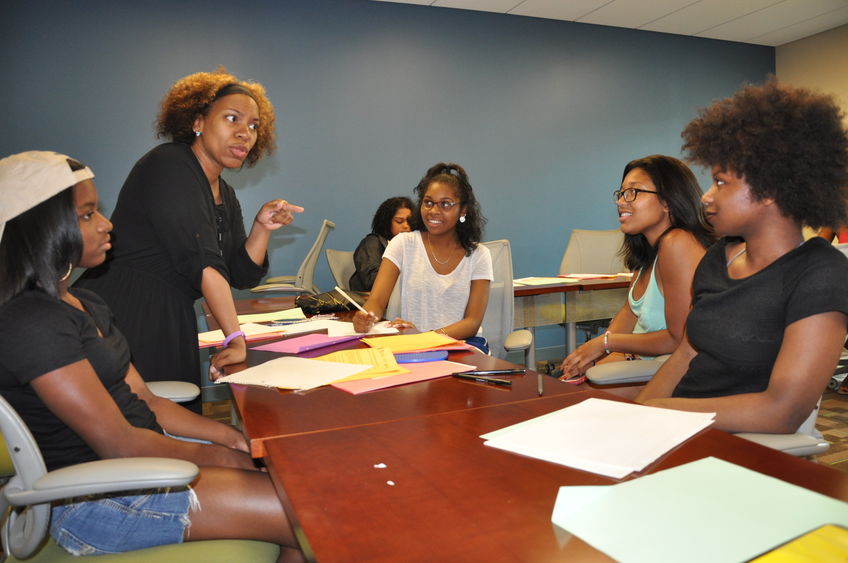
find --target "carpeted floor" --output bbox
[204,388,848,471]
[814,389,848,470]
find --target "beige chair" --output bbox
[481,240,534,365]
[0,394,279,562]
[251,219,335,294]
[385,240,533,365]
[585,355,670,385]
[146,381,201,403]
[325,249,355,291]
[559,228,626,350]
[559,228,625,277]
[735,400,829,457]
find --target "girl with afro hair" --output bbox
[637,80,848,433]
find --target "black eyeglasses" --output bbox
[422,199,459,210]
[614,188,658,203]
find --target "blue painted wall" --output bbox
[1,0,773,353]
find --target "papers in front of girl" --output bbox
[481,398,715,479]
[215,356,373,390]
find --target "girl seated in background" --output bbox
[349,196,414,291]
[559,155,714,381]
[637,81,848,433]
[0,152,300,561]
[352,163,492,352]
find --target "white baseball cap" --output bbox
[0,151,94,242]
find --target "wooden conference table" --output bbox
[217,303,848,561]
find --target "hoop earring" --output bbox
[59,263,73,282]
[459,215,466,224]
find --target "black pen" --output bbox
[455,369,526,376]
[452,373,513,386]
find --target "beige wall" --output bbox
[776,24,848,126]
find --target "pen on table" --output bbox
[334,286,370,315]
[268,314,338,326]
[455,369,525,376]
[452,373,512,386]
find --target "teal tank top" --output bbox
[628,257,666,358]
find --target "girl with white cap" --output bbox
[0,151,301,560]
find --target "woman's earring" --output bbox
[459,215,466,223]
[59,263,73,282]
[195,130,201,137]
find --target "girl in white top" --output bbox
[353,163,493,346]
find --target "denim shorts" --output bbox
[50,487,198,555]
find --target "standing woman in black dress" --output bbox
[77,69,302,410]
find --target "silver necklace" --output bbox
[726,245,746,266]
[425,233,452,265]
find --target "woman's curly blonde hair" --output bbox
[156,68,276,167]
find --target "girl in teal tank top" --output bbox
[559,155,714,381]
[628,256,666,359]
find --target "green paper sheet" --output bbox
[552,457,848,563]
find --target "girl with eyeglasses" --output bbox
[636,81,848,433]
[353,162,492,352]
[559,155,714,382]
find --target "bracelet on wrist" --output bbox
[603,331,612,355]
[223,330,246,348]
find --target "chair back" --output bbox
[325,249,355,291]
[559,229,625,275]
[481,240,515,360]
[0,394,51,559]
[295,219,335,294]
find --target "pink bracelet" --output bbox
[222,330,245,348]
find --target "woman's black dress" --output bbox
[76,143,267,409]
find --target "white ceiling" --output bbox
[372,0,848,46]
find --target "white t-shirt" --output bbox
[383,231,493,332]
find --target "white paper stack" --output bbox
[481,398,715,478]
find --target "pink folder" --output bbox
[252,333,362,354]
[331,360,476,395]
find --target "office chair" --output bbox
[146,381,201,403]
[559,229,625,276]
[735,400,829,457]
[585,355,670,385]
[251,219,336,294]
[0,394,279,562]
[481,240,534,364]
[559,229,626,344]
[385,240,534,365]
[325,249,356,291]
